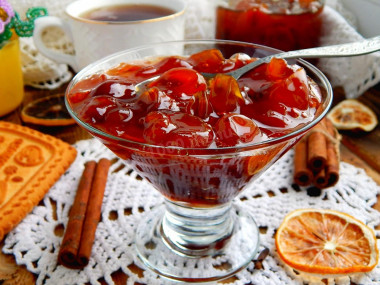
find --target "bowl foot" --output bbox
[135,203,260,283]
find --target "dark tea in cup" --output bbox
[33,0,186,71]
[80,4,176,22]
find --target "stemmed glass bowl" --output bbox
[65,40,332,283]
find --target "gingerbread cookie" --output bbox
[0,121,77,240]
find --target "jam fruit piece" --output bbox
[148,68,211,117]
[70,74,108,93]
[79,95,119,124]
[143,111,214,148]
[68,74,108,104]
[137,56,192,78]
[241,60,311,128]
[209,74,245,115]
[229,53,255,70]
[214,113,261,147]
[133,87,160,113]
[106,63,143,81]
[276,67,309,110]
[191,91,213,119]
[149,67,207,100]
[241,104,289,128]
[238,64,273,95]
[271,67,310,111]
[187,49,226,73]
[143,111,170,145]
[308,79,322,109]
[92,80,136,100]
[104,108,145,142]
[104,108,133,124]
[266,57,294,80]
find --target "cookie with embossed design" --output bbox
[0,121,77,240]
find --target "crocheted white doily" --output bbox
[3,138,380,285]
[9,0,74,90]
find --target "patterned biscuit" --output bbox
[0,121,77,240]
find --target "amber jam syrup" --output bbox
[216,0,324,52]
[68,49,322,207]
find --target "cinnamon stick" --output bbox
[58,160,97,269]
[58,158,111,269]
[324,119,340,187]
[78,158,111,266]
[313,168,327,189]
[307,122,327,171]
[293,118,340,189]
[293,139,313,186]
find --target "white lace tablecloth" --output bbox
[3,138,380,285]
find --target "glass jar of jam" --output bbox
[215,0,325,52]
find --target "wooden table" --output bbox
[1,82,380,285]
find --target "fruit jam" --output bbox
[216,0,324,52]
[67,49,322,206]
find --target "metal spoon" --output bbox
[136,36,380,90]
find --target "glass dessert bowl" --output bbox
[65,40,332,282]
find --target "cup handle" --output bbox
[33,16,79,71]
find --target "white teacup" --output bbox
[33,0,186,72]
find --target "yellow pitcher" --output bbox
[0,35,24,117]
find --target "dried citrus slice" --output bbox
[327,99,378,132]
[275,208,379,277]
[21,94,75,126]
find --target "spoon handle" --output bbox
[230,35,380,79]
[278,35,380,59]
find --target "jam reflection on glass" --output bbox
[67,49,322,207]
[216,0,324,52]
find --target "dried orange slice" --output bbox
[275,208,379,277]
[327,99,378,132]
[21,94,75,126]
